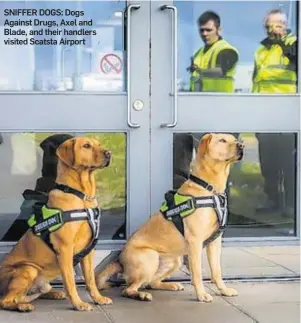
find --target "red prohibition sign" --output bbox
[100,53,122,74]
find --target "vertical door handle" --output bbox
[160,5,178,128]
[126,4,141,128]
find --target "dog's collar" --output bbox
[54,183,97,202]
[188,174,216,193]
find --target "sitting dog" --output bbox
[0,137,112,312]
[95,133,244,302]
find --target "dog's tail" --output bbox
[95,251,123,290]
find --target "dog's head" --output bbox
[197,133,244,164]
[56,137,111,171]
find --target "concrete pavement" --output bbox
[0,245,299,322]
[0,281,299,323]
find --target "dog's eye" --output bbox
[219,139,227,143]
[83,143,91,149]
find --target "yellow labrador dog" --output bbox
[96,133,244,302]
[0,137,112,312]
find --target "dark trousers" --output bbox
[256,133,296,209]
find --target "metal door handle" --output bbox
[126,4,141,128]
[160,5,178,128]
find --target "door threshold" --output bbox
[50,274,300,288]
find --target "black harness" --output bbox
[160,174,228,247]
[28,183,101,266]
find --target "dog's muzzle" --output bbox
[103,150,111,167]
[236,142,244,160]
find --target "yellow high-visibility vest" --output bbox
[190,39,239,92]
[252,35,297,93]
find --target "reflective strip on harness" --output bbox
[69,211,90,218]
[87,207,100,239]
[72,207,101,266]
[212,194,228,228]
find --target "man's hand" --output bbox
[186,64,198,73]
[267,22,286,39]
[281,34,295,46]
[186,56,201,73]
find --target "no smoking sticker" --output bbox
[100,53,122,74]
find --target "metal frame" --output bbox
[150,0,300,244]
[0,0,151,252]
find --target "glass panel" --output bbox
[0,1,126,92]
[0,132,126,241]
[173,132,297,237]
[176,1,298,94]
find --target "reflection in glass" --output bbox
[176,1,298,94]
[0,132,126,241]
[0,1,126,92]
[173,132,297,237]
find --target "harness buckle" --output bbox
[206,184,214,192]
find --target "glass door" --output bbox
[0,0,151,256]
[150,0,300,242]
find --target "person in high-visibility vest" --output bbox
[254,9,297,218]
[188,11,239,93]
[252,9,297,94]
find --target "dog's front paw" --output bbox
[197,292,213,303]
[73,301,94,311]
[220,287,238,297]
[92,296,113,305]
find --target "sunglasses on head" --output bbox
[200,28,214,33]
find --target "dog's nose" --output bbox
[237,142,244,150]
[104,150,111,159]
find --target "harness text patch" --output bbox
[33,213,61,234]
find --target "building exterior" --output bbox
[0,1,299,261]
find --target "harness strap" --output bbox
[55,183,86,199]
[203,228,223,247]
[72,208,101,266]
[160,183,228,247]
[29,204,101,267]
[53,183,100,264]
[55,183,96,202]
[28,183,101,266]
[189,174,214,192]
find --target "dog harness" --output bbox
[27,183,101,266]
[160,174,228,247]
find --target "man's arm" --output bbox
[264,36,297,64]
[200,48,238,77]
[280,39,297,64]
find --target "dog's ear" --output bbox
[56,138,76,167]
[197,133,213,158]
